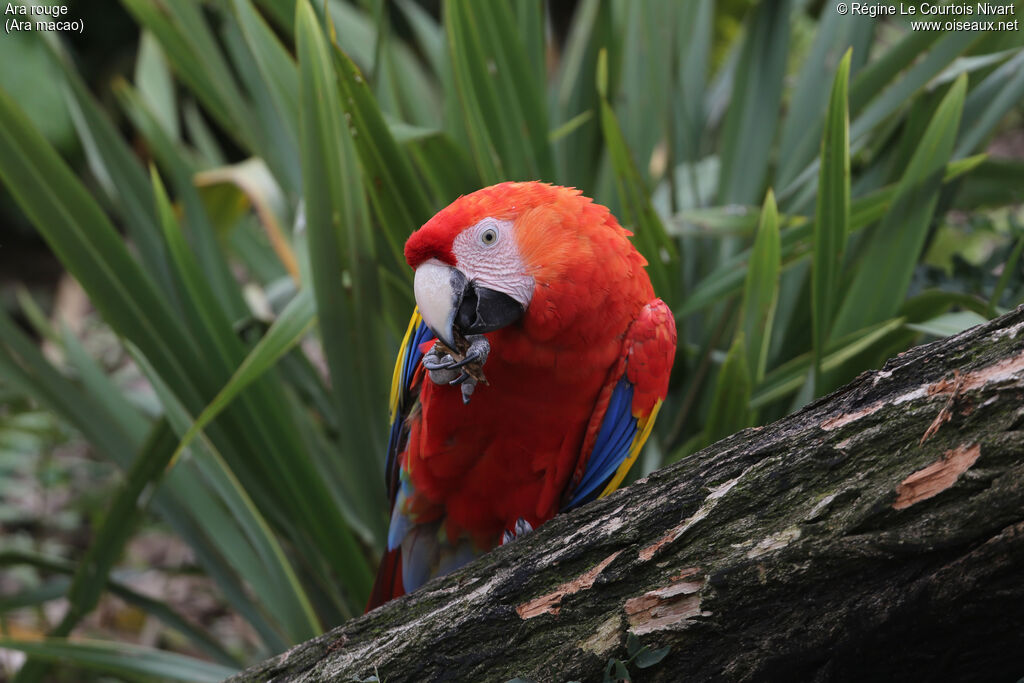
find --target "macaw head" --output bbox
[404,182,630,348]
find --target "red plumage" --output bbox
[368,182,675,610]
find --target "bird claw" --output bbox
[423,336,490,404]
[422,353,454,371]
[501,518,534,545]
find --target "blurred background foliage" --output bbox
[0,0,1022,679]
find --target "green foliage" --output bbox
[0,0,1021,678]
[603,632,672,682]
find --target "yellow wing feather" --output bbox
[389,309,423,421]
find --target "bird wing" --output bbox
[385,309,432,504]
[563,299,675,509]
[368,309,432,610]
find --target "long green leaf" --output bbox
[598,50,678,302]
[0,300,287,653]
[297,0,382,603]
[739,191,781,384]
[616,0,676,186]
[776,13,871,188]
[120,0,253,143]
[831,74,968,338]
[716,0,792,206]
[705,335,752,444]
[0,307,139,461]
[0,86,206,418]
[1,638,236,683]
[781,28,982,208]
[812,50,851,394]
[443,0,554,182]
[131,345,322,641]
[172,286,315,464]
[752,318,906,408]
[13,420,177,683]
[956,48,1024,158]
[330,44,435,276]
[677,156,984,317]
[550,0,614,190]
[0,550,239,667]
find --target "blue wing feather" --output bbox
[385,317,433,502]
[564,378,638,509]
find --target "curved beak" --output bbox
[413,260,524,348]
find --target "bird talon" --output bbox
[447,352,479,370]
[449,370,471,385]
[500,517,533,545]
[422,353,455,371]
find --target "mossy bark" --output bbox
[231,305,1024,682]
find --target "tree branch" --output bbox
[231,305,1024,682]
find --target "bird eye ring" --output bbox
[480,227,499,246]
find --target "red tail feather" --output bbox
[365,548,404,612]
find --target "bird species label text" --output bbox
[4,3,82,34]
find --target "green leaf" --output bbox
[598,58,678,302]
[148,161,359,627]
[831,74,968,338]
[705,334,753,444]
[0,549,239,667]
[782,29,981,208]
[850,30,978,137]
[672,0,712,170]
[0,302,287,653]
[776,12,870,188]
[0,638,237,683]
[120,0,257,145]
[739,190,781,384]
[550,0,614,190]
[716,0,793,206]
[14,420,178,682]
[48,34,181,302]
[605,657,632,683]
[752,318,906,408]
[131,345,322,642]
[616,1,677,186]
[812,49,851,394]
[230,0,301,153]
[990,233,1024,310]
[296,0,385,599]
[634,644,672,668]
[626,632,641,657]
[956,49,1024,158]
[674,154,982,319]
[329,44,435,277]
[953,157,1024,209]
[444,0,554,182]
[0,307,139,462]
[0,84,204,419]
[171,285,315,465]
[906,311,989,338]
[135,31,179,140]
[114,80,250,320]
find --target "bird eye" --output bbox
[480,227,499,246]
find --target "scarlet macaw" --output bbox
[368,182,676,610]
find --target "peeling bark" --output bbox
[231,306,1024,683]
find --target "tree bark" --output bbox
[231,305,1024,683]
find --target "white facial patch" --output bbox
[451,218,534,309]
